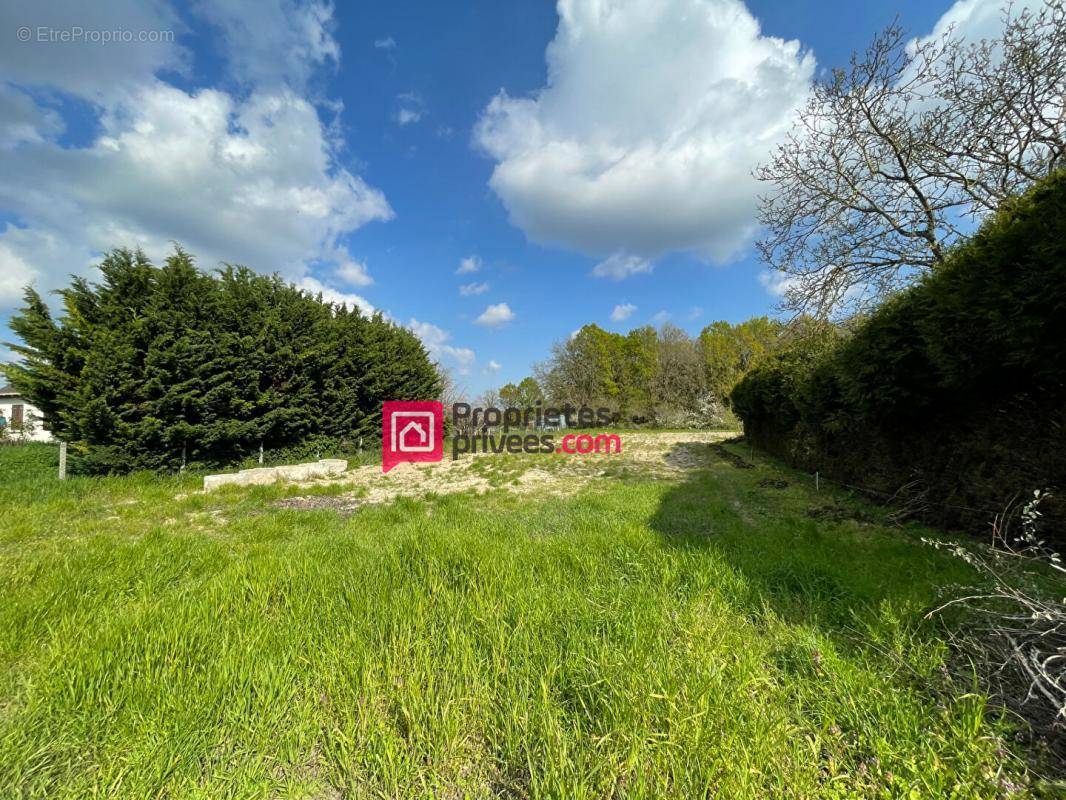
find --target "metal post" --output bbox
[58,441,67,480]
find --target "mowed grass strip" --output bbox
[0,442,1026,798]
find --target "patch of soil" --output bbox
[663,442,714,470]
[757,478,789,489]
[805,504,871,523]
[274,495,364,514]
[711,443,755,470]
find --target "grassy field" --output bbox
[0,439,1042,798]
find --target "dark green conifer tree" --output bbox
[4,248,442,473]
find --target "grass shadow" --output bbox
[647,438,984,670]
[657,438,964,584]
[647,439,1066,790]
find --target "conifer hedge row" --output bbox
[4,249,441,473]
[732,172,1066,533]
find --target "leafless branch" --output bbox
[756,1,1066,318]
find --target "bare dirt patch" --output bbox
[711,442,755,470]
[805,504,875,524]
[273,431,734,512]
[757,478,790,489]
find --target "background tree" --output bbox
[499,377,543,409]
[531,319,784,427]
[436,368,473,434]
[619,326,658,419]
[756,0,1065,318]
[699,317,783,402]
[535,325,622,409]
[652,324,706,425]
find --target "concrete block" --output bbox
[203,473,239,491]
[239,467,282,486]
[319,459,348,474]
[203,458,348,492]
[275,463,321,481]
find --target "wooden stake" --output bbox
[58,441,67,480]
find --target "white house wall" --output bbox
[0,397,53,442]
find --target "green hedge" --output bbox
[4,249,441,474]
[733,172,1066,534]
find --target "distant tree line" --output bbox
[481,317,787,429]
[3,249,441,473]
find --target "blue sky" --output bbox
[0,0,1024,395]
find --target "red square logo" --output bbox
[382,401,443,472]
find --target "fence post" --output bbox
[58,441,67,481]
[258,440,264,465]
[815,471,819,492]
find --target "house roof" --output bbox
[0,384,19,397]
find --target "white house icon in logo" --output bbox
[391,411,435,453]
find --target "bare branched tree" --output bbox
[757,1,1065,317]
[437,367,472,431]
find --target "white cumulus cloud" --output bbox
[913,0,1046,52]
[335,258,374,287]
[475,0,815,264]
[591,252,653,280]
[758,269,794,298]
[297,276,374,315]
[192,0,340,90]
[0,1,392,314]
[456,255,482,274]
[475,302,515,327]
[610,303,637,322]
[459,281,490,296]
[394,92,425,126]
[0,236,43,305]
[0,0,188,101]
[408,318,476,375]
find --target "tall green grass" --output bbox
[0,442,1033,797]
